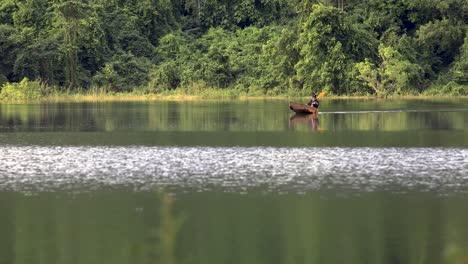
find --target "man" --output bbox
[307,94,319,108]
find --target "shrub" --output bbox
[93,53,150,92]
[0,78,44,100]
[147,62,181,92]
[423,82,468,96]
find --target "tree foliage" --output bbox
[0,0,466,96]
[356,44,422,96]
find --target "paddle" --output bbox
[317,91,326,99]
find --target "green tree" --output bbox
[93,52,150,92]
[416,18,466,74]
[148,31,190,91]
[355,44,422,96]
[0,25,20,85]
[0,0,17,24]
[451,34,468,86]
[0,0,466,96]
[257,25,299,93]
[295,4,352,94]
[53,0,89,88]
[194,28,234,87]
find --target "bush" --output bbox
[423,81,468,96]
[147,62,181,92]
[93,53,150,92]
[0,78,44,100]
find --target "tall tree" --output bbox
[53,0,88,88]
[355,44,422,96]
[295,4,351,94]
[0,25,19,84]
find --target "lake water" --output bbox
[0,98,467,264]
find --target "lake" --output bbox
[0,98,467,264]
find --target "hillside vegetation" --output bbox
[0,0,467,98]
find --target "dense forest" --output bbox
[0,0,467,97]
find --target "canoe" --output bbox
[289,102,319,114]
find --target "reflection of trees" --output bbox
[146,192,185,264]
[167,102,181,130]
[4,190,468,263]
[0,100,466,133]
[1,190,186,264]
[177,192,468,264]
[317,111,465,132]
[443,198,468,264]
[0,192,14,264]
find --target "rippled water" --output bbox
[1,146,467,193]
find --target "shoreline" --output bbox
[0,93,467,103]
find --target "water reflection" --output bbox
[0,99,467,264]
[173,192,468,264]
[0,100,466,133]
[289,113,321,131]
[1,190,468,264]
[0,190,185,264]
[145,192,184,264]
[167,102,181,130]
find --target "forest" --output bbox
[0,0,467,98]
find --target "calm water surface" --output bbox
[0,99,467,264]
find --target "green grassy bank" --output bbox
[0,79,467,103]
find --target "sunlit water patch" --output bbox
[1,146,467,193]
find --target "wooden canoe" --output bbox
[289,102,319,114]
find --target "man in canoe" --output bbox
[307,94,319,108]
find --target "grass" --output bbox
[1,80,467,103]
[2,91,467,104]
[41,89,468,102]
